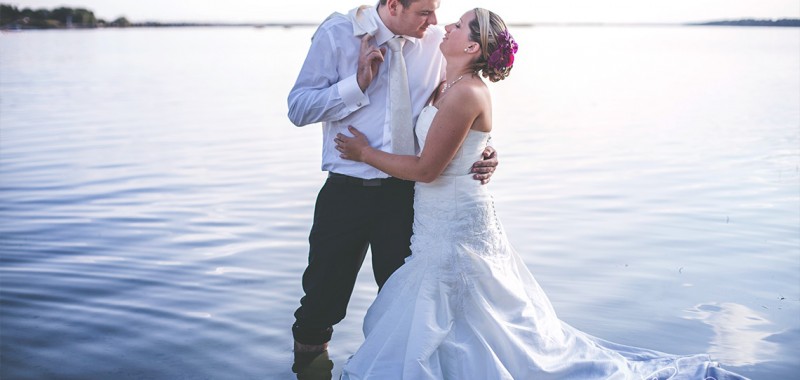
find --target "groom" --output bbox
[287,0,497,356]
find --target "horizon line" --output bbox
[107,18,800,27]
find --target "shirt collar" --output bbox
[353,5,418,47]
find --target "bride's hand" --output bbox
[335,126,370,162]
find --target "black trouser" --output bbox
[292,173,415,345]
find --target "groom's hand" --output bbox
[357,34,386,92]
[471,146,498,185]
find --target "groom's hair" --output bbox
[379,0,415,8]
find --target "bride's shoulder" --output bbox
[438,80,488,111]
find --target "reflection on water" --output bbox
[685,303,779,366]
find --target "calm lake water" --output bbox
[1,25,798,379]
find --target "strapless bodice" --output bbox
[415,106,490,176]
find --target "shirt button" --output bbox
[357,102,362,107]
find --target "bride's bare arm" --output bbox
[335,85,483,183]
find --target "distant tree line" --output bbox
[0,3,130,29]
[692,18,800,27]
[2,3,797,30]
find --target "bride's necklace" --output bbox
[440,75,465,94]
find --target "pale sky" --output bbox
[9,0,800,24]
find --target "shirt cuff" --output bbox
[338,74,370,111]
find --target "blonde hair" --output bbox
[468,8,514,82]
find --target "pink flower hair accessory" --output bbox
[487,30,518,71]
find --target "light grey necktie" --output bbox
[386,36,415,155]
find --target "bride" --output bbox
[334,8,749,380]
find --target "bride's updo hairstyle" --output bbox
[468,8,518,82]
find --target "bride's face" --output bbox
[440,11,477,57]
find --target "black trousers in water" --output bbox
[292,173,415,345]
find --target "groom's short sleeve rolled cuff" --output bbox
[338,74,370,111]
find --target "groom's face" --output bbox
[392,0,440,39]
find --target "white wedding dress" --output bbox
[341,106,748,380]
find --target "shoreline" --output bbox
[1,4,797,30]
[3,20,800,31]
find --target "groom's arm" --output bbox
[471,146,498,185]
[287,25,371,127]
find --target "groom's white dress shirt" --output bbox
[288,6,445,180]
